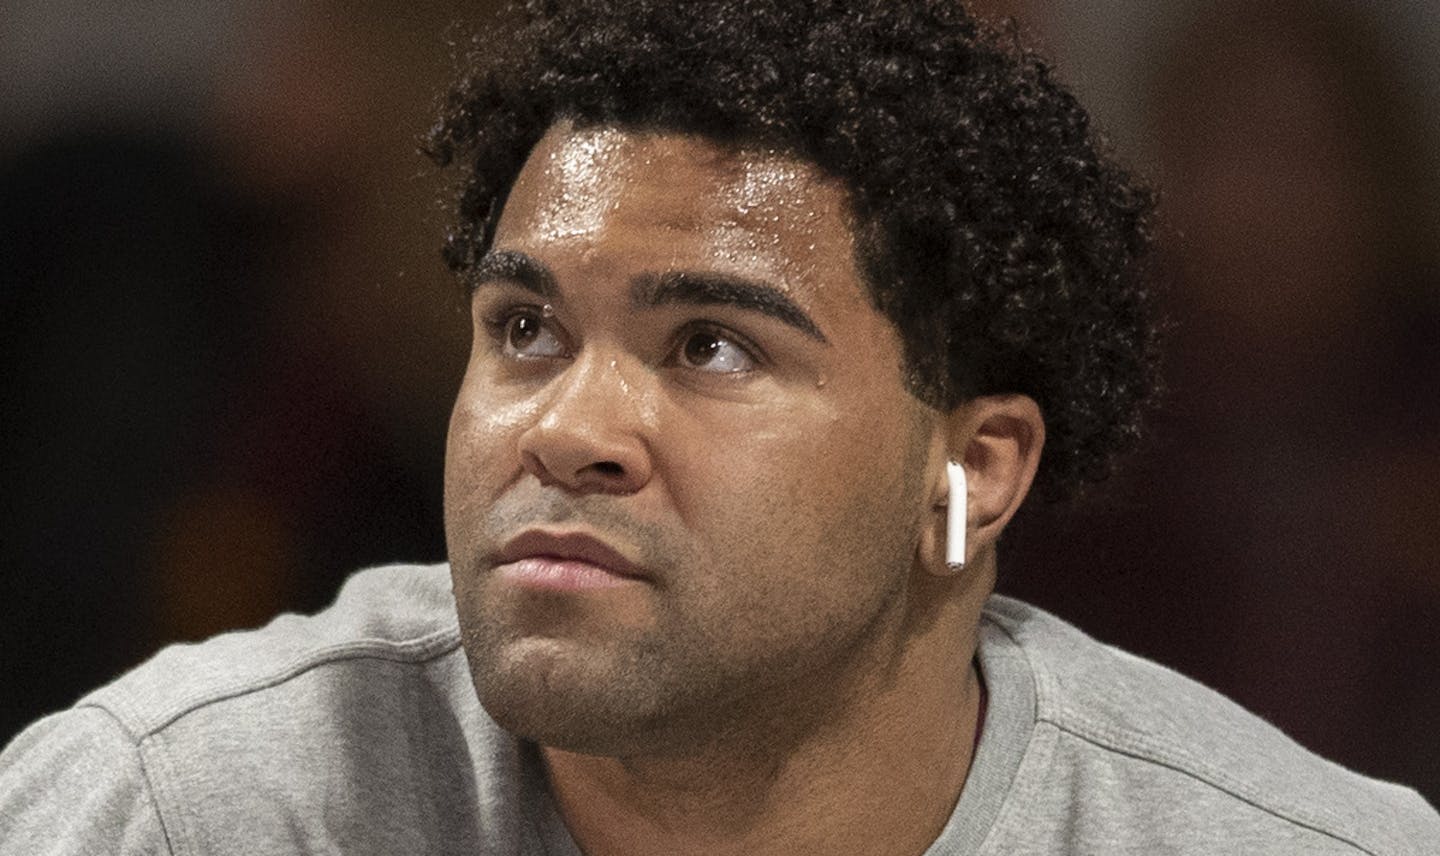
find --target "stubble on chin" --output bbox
[457,605,719,756]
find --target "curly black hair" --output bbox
[425,0,1159,498]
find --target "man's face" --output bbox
[445,123,941,756]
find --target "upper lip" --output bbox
[493,529,649,580]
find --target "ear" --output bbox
[919,394,1045,576]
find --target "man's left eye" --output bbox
[674,329,756,373]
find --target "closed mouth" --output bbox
[493,529,649,580]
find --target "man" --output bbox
[2,0,1436,853]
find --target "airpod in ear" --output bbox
[946,460,966,570]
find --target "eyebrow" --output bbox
[632,272,829,343]
[470,250,557,298]
[471,250,828,344]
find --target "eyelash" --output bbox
[478,303,767,371]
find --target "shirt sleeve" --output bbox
[0,705,170,855]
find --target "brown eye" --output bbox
[506,313,541,349]
[498,310,566,358]
[675,328,755,373]
[683,331,722,365]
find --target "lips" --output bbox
[493,529,650,582]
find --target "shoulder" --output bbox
[0,563,543,855]
[0,706,166,853]
[979,595,1440,855]
[82,562,463,739]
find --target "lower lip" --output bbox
[496,557,643,591]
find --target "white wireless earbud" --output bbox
[946,460,967,569]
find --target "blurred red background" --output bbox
[3,0,1437,801]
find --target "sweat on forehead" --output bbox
[528,122,844,219]
[492,124,859,292]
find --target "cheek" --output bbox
[444,369,542,517]
[653,399,927,660]
[659,397,829,515]
[660,391,918,571]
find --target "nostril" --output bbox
[591,461,625,476]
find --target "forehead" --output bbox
[494,123,864,291]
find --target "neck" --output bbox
[543,558,995,856]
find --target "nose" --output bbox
[517,354,654,495]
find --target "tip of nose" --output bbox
[523,451,638,494]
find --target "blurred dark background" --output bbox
[3,0,1438,802]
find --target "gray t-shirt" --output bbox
[2,563,1436,854]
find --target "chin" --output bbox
[467,636,678,756]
